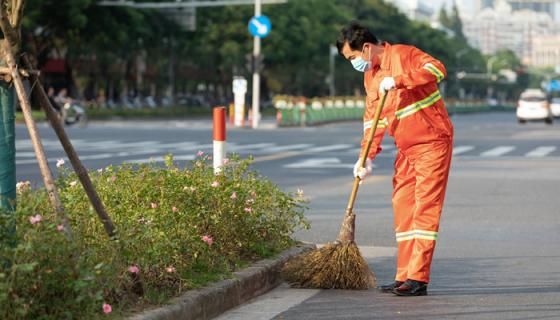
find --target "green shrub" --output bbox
[0,154,308,319]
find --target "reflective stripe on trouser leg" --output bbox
[392,151,417,282]
[407,141,453,283]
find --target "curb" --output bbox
[128,243,316,320]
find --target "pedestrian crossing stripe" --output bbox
[13,139,560,166]
[525,146,557,158]
[480,146,516,157]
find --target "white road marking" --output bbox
[285,158,357,169]
[261,144,313,153]
[525,146,557,158]
[229,143,276,151]
[213,284,320,320]
[306,144,354,153]
[452,145,475,155]
[480,146,516,157]
[15,152,38,158]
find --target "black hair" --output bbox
[336,21,379,56]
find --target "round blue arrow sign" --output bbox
[248,15,271,38]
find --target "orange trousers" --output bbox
[392,140,452,283]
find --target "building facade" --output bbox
[463,0,560,66]
[473,0,556,19]
[532,35,560,67]
[385,0,434,22]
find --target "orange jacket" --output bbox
[362,43,453,159]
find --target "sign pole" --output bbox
[251,0,262,129]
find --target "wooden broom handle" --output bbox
[345,92,388,213]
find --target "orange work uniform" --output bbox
[361,42,453,283]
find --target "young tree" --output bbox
[0,0,24,240]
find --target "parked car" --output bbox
[550,97,560,118]
[516,89,553,124]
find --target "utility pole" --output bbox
[329,45,337,97]
[252,0,262,128]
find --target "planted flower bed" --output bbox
[0,154,308,319]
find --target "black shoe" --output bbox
[392,279,428,296]
[376,281,404,293]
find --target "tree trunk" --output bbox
[0,79,15,241]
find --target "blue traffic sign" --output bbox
[549,80,560,92]
[248,15,271,38]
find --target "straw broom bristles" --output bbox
[281,212,376,289]
[282,93,387,290]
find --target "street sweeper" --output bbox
[337,21,454,296]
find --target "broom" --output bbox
[281,92,388,289]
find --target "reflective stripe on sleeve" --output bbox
[395,90,441,120]
[363,117,389,131]
[423,63,444,83]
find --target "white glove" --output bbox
[353,158,373,180]
[379,77,396,94]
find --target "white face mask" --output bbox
[351,45,371,72]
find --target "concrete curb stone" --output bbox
[128,243,316,320]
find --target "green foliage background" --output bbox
[21,0,492,99]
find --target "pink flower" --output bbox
[151,202,158,209]
[244,207,252,213]
[108,175,116,182]
[128,265,140,274]
[102,303,112,314]
[56,224,65,232]
[223,158,230,165]
[172,206,178,213]
[230,192,237,200]
[16,181,30,194]
[201,235,213,246]
[29,214,42,225]
[251,191,257,198]
[56,159,65,168]
[166,266,176,273]
[196,150,204,157]
[211,181,219,188]
[208,155,213,160]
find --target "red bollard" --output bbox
[276,110,282,125]
[213,107,226,174]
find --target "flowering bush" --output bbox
[0,154,308,319]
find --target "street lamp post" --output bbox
[487,56,499,80]
[251,0,262,129]
[455,48,468,100]
[329,45,337,97]
[486,56,501,100]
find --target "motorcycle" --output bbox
[60,101,88,127]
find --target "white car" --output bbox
[516,89,553,124]
[550,97,560,117]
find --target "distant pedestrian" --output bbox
[337,21,454,296]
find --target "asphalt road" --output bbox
[15,112,560,319]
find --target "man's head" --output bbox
[336,21,382,72]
